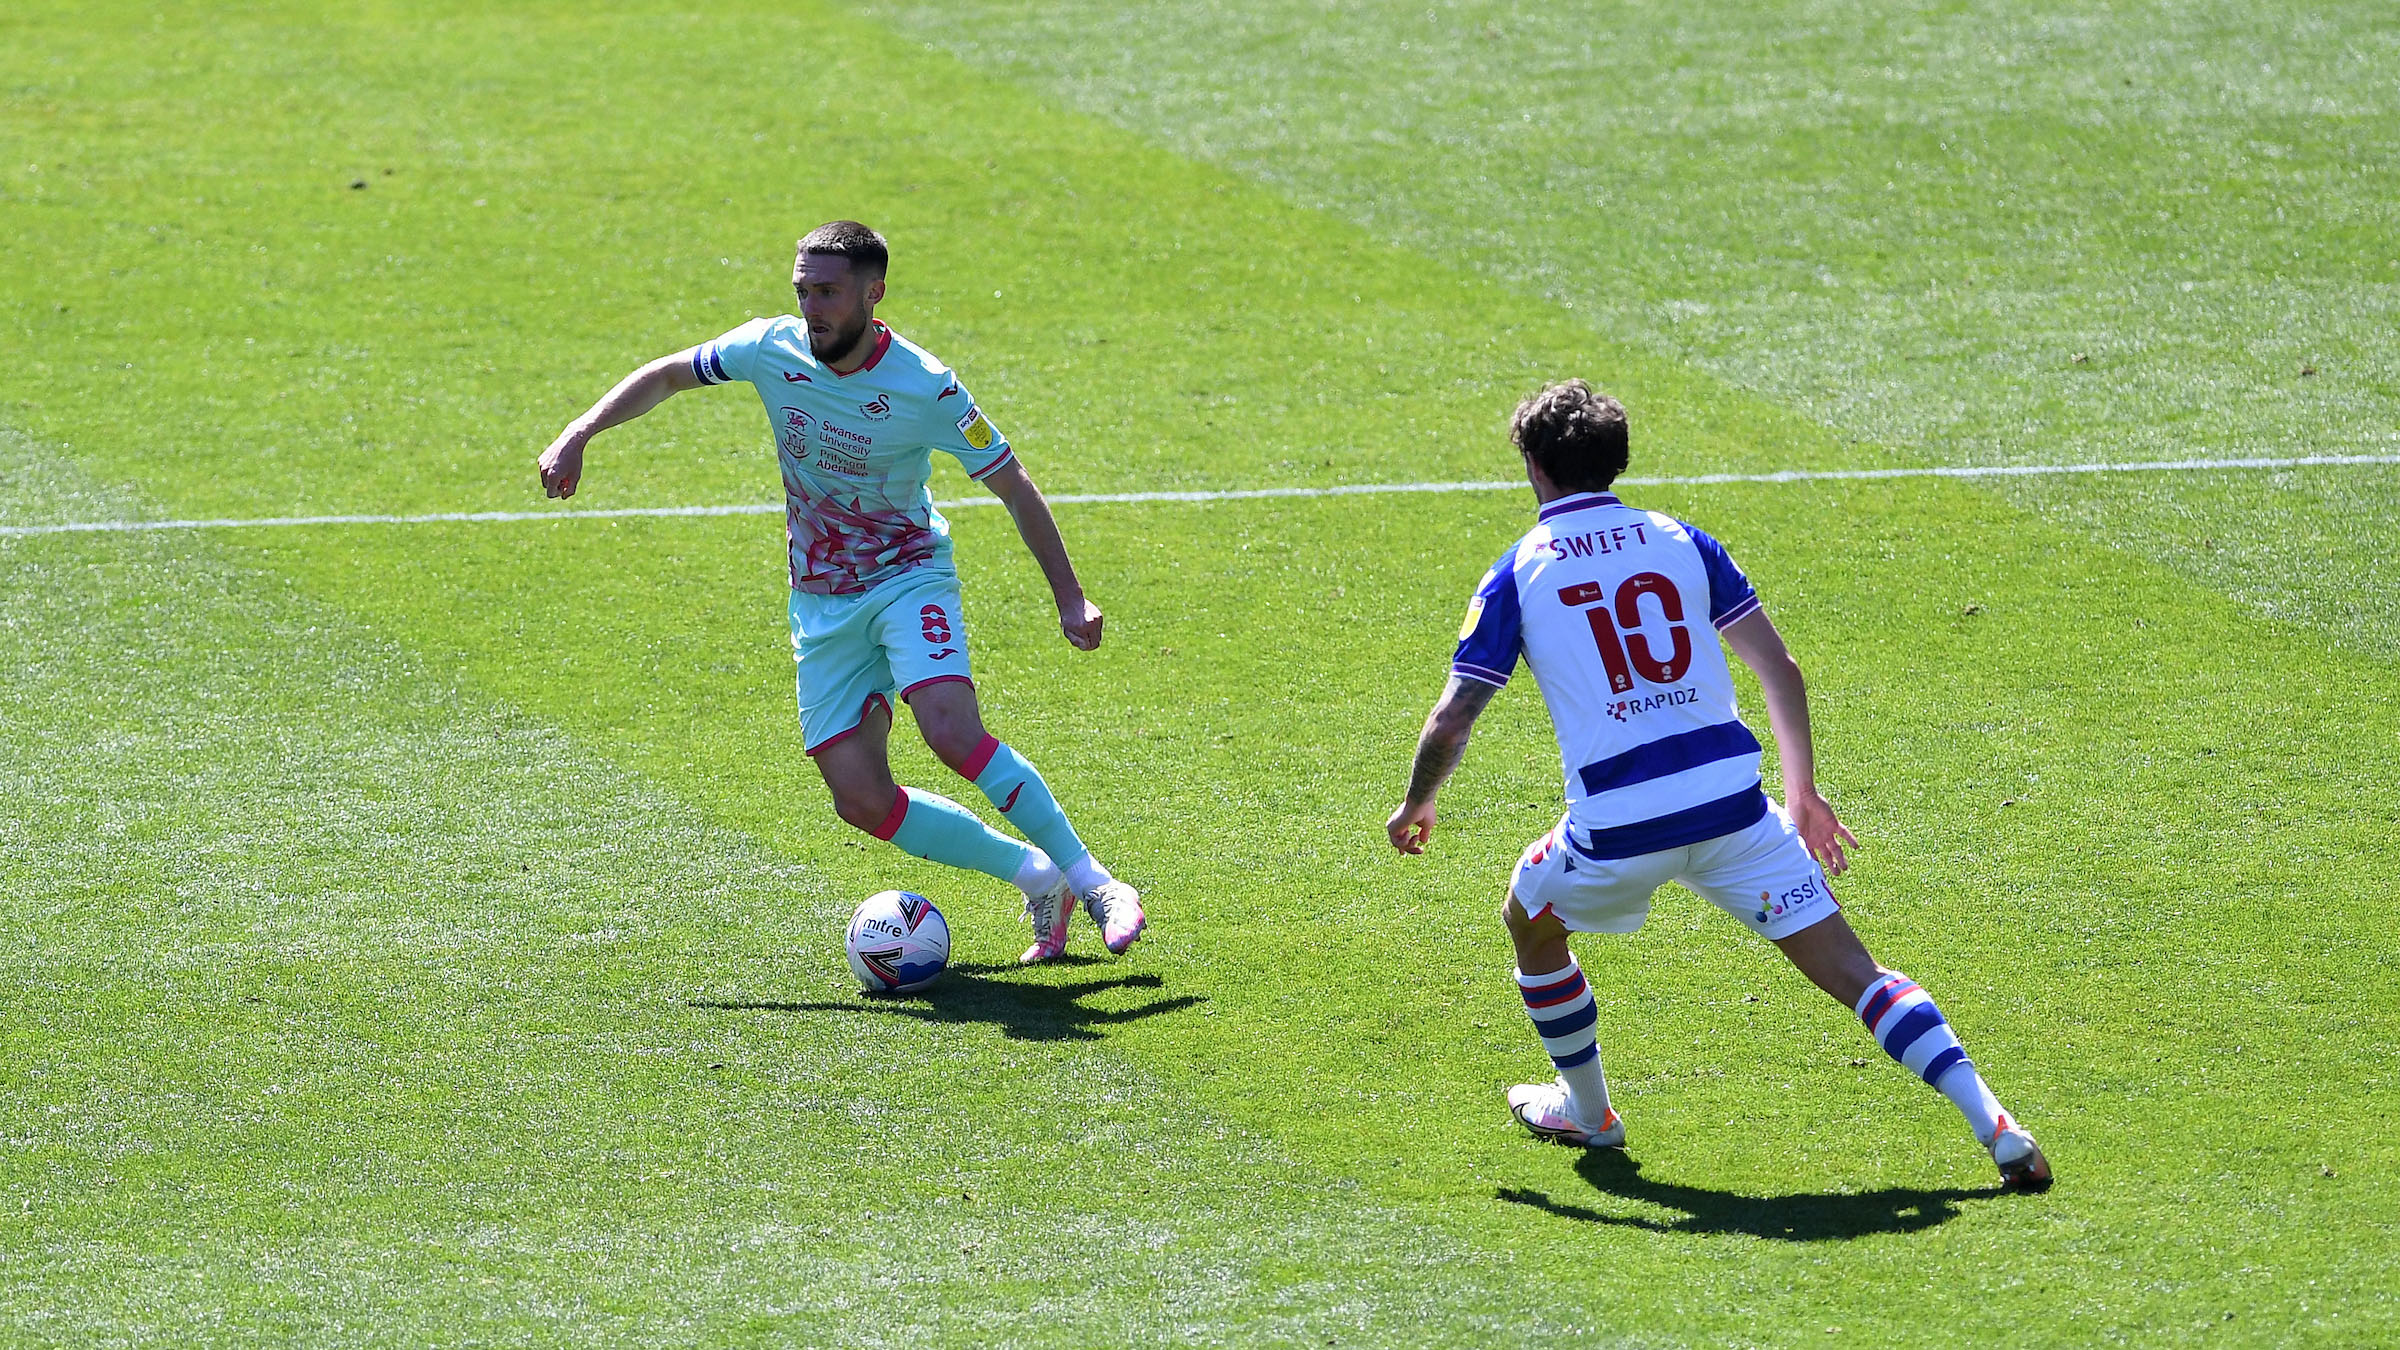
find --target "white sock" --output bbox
[1062,851,1112,897]
[1933,1060,2006,1143]
[1012,850,1061,898]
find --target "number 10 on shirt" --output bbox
[1557,573,1693,693]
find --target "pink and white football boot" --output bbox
[1018,875,1075,964]
[1081,880,1146,954]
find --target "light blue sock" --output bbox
[872,787,1031,885]
[961,737,1092,874]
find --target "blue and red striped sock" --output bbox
[1856,971,2006,1142]
[1516,956,1612,1125]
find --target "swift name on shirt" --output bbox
[1545,521,1651,560]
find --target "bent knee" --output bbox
[928,733,986,776]
[1500,892,1528,933]
[832,785,900,834]
[928,727,997,777]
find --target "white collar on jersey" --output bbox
[1536,491,1623,522]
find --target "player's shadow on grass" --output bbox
[687,961,1204,1043]
[1495,1149,1995,1242]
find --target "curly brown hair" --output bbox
[1509,379,1629,493]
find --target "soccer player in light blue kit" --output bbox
[1388,380,2050,1191]
[538,221,1143,962]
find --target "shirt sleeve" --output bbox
[689,317,774,387]
[926,377,1015,481]
[1450,546,1524,687]
[1684,523,1762,629]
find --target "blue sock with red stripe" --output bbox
[1856,971,2006,1143]
[959,736,1095,880]
[1516,957,1612,1125]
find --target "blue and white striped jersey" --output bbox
[1453,491,1769,857]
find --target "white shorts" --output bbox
[1510,798,1839,941]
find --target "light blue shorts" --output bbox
[790,567,973,754]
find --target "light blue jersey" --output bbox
[693,317,1015,596]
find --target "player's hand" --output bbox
[1788,787,1859,877]
[538,427,588,499]
[1387,799,1437,855]
[1059,594,1103,650]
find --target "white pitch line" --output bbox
[2,452,2396,539]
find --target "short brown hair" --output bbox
[1509,380,1629,493]
[798,220,889,278]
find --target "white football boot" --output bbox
[1988,1113,2054,1193]
[1018,875,1075,964]
[1506,1078,1626,1148]
[1080,880,1146,954]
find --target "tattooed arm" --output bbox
[1386,675,1502,854]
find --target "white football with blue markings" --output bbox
[844,890,950,994]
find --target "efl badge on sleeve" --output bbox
[957,406,995,451]
[1458,595,1486,641]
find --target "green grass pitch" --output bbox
[4,0,2396,1343]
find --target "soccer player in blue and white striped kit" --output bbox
[1387,380,2050,1191]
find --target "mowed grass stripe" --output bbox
[236,467,2400,1344]
[866,0,2400,463]
[4,0,1867,525]
[0,443,1566,1346]
[867,0,2400,666]
[4,0,2397,1344]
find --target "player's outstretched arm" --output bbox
[536,351,706,499]
[1721,607,1859,876]
[1387,675,1499,854]
[979,459,1102,651]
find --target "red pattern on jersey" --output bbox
[781,472,940,596]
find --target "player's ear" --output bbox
[866,276,886,307]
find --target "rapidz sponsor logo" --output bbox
[1606,686,1702,722]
